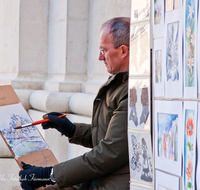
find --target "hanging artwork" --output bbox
[165,0,173,12]
[184,0,197,98]
[128,78,150,130]
[129,23,150,76]
[155,170,179,190]
[153,38,164,97]
[153,0,165,39]
[196,102,200,190]
[155,100,182,176]
[128,130,153,185]
[164,8,183,98]
[0,103,48,158]
[183,101,197,190]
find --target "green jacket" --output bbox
[54,70,129,190]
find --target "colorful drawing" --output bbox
[155,49,162,83]
[157,113,178,161]
[185,0,196,87]
[166,21,179,82]
[154,0,162,25]
[129,134,153,183]
[184,109,195,189]
[0,103,48,157]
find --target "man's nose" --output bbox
[99,52,105,61]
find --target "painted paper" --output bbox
[128,79,150,130]
[0,103,48,157]
[183,101,197,190]
[128,130,153,184]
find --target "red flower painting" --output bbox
[186,160,193,180]
[186,117,194,136]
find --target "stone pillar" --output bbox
[0,0,49,89]
[44,0,89,92]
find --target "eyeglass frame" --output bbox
[99,44,122,55]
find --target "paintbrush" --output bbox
[14,114,67,129]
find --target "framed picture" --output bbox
[154,100,183,176]
[128,78,150,130]
[128,129,153,185]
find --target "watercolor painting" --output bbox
[129,80,150,129]
[157,113,178,161]
[0,103,48,157]
[128,132,153,184]
[185,0,196,87]
[154,0,162,25]
[155,49,162,83]
[166,21,179,82]
[184,109,195,189]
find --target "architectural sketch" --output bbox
[166,21,179,82]
[0,103,48,157]
[155,49,162,83]
[128,132,153,184]
[157,113,178,161]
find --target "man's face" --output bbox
[99,27,123,75]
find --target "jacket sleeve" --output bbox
[53,92,129,188]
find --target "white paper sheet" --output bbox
[183,101,197,189]
[130,182,152,190]
[155,170,179,190]
[154,100,183,176]
[153,38,165,97]
[163,8,183,98]
[183,0,198,99]
[198,2,200,98]
[153,0,165,39]
[128,130,153,185]
[196,102,200,190]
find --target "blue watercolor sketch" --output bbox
[0,103,48,157]
[166,21,179,81]
[157,113,178,161]
[185,0,196,87]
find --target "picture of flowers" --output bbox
[157,113,178,161]
[185,0,196,87]
[155,50,162,83]
[166,21,179,82]
[154,0,162,25]
[184,109,195,189]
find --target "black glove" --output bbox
[19,162,54,190]
[42,112,76,138]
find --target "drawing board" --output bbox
[183,101,197,190]
[184,0,198,99]
[164,8,183,98]
[154,100,182,176]
[155,170,180,190]
[128,78,150,130]
[128,129,153,185]
[153,38,165,97]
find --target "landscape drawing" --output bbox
[157,113,178,161]
[155,49,162,83]
[185,0,195,87]
[184,109,195,189]
[129,132,153,183]
[154,0,162,25]
[0,103,48,157]
[166,21,179,82]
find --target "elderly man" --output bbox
[19,17,130,190]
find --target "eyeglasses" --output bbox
[99,44,122,55]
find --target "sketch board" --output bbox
[130,23,150,76]
[183,101,197,190]
[0,85,58,169]
[183,0,198,99]
[153,38,165,97]
[155,170,180,190]
[128,129,153,185]
[128,78,150,130]
[153,0,165,39]
[164,8,183,98]
[154,100,182,176]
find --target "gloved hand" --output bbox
[19,162,54,190]
[42,112,76,138]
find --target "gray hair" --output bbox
[101,17,130,47]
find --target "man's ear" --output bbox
[120,45,129,58]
